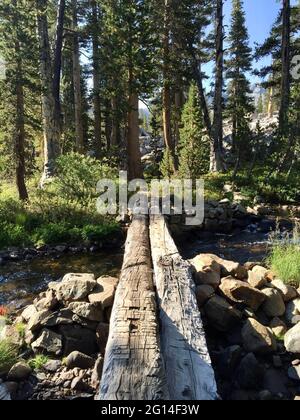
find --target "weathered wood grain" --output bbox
[150,213,218,401]
[99,215,169,400]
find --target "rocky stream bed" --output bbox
[0,215,300,401]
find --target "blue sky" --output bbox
[203,0,299,89]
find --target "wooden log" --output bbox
[99,215,169,400]
[150,213,218,400]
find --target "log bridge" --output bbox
[99,214,218,401]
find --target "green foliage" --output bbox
[225,0,254,163]
[178,83,209,179]
[28,354,49,371]
[0,222,30,248]
[81,223,119,242]
[267,225,300,286]
[55,153,118,208]
[160,148,175,179]
[15,322,26,340]
[0,340,18,374]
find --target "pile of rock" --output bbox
[168,199,258,234]
[0,273,118,400]
[191,253,300,400]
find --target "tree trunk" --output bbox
[72,0,84,153]
[53,0,65,128]
[279,0,291,135]
[174,90,183,147]
[211,0,225,173]
[127,92,142,179]
[91,0,102,157]
[162,0,175,170]
[111,96,118,147]
[36,0,61,184]
[14,30,28,200]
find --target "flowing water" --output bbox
[0,223,291,312]
[178,230,271,264]
[0,251,123,311]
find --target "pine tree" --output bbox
[178,83,209,179]
[36,0,66,185]
[0,0,40,199]
[257,94,264,115]
[225,0,254,164]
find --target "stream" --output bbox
[179,230,271,264]
[0,251,123,311]
[0,225,287,312]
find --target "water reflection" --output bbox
[0,252,123,310]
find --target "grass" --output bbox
[0,340,18,374]
[28,354,49,371]
[267,223,300,286]
[15,322,26,340]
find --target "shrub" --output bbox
[81,223,119,242]
[55,153,118,207]
[0,340,18,374]
[0,222,30,248]
[28,354,49,371]
[32,222,75,246]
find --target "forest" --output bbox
[0,0,299,248]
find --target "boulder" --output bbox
[195,285,214,307]
[39,309,74,328]
[7,362,31,381]
[207,254,248,280]
[44,360,62,373]
[68,302,103,322]
[35,290,58,311]
[91,356,104,389]
[21,305,38,323]
[96,322,110,354]
[219,277,266,311]
[65,351,95,370]
[27,309,52,332]
[204,295,242,332]
[261,288,286,318]
[242,318,277,354]
[288,366,300,382]
[236,353,264,389]
[271,280,298,302]
[88,277,118,309]
[190,254,221,289]
[70,376,87,391]
[248,266,269,289]
[58,325,98,356]
[215,345,242,379]
[285,299,300,325]
[31,329,63,356]
[284,323,300,354]
[269,317,288,337]
[49,273,97,302]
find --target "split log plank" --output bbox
[99,215,169,400]
[150,213,218,400]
